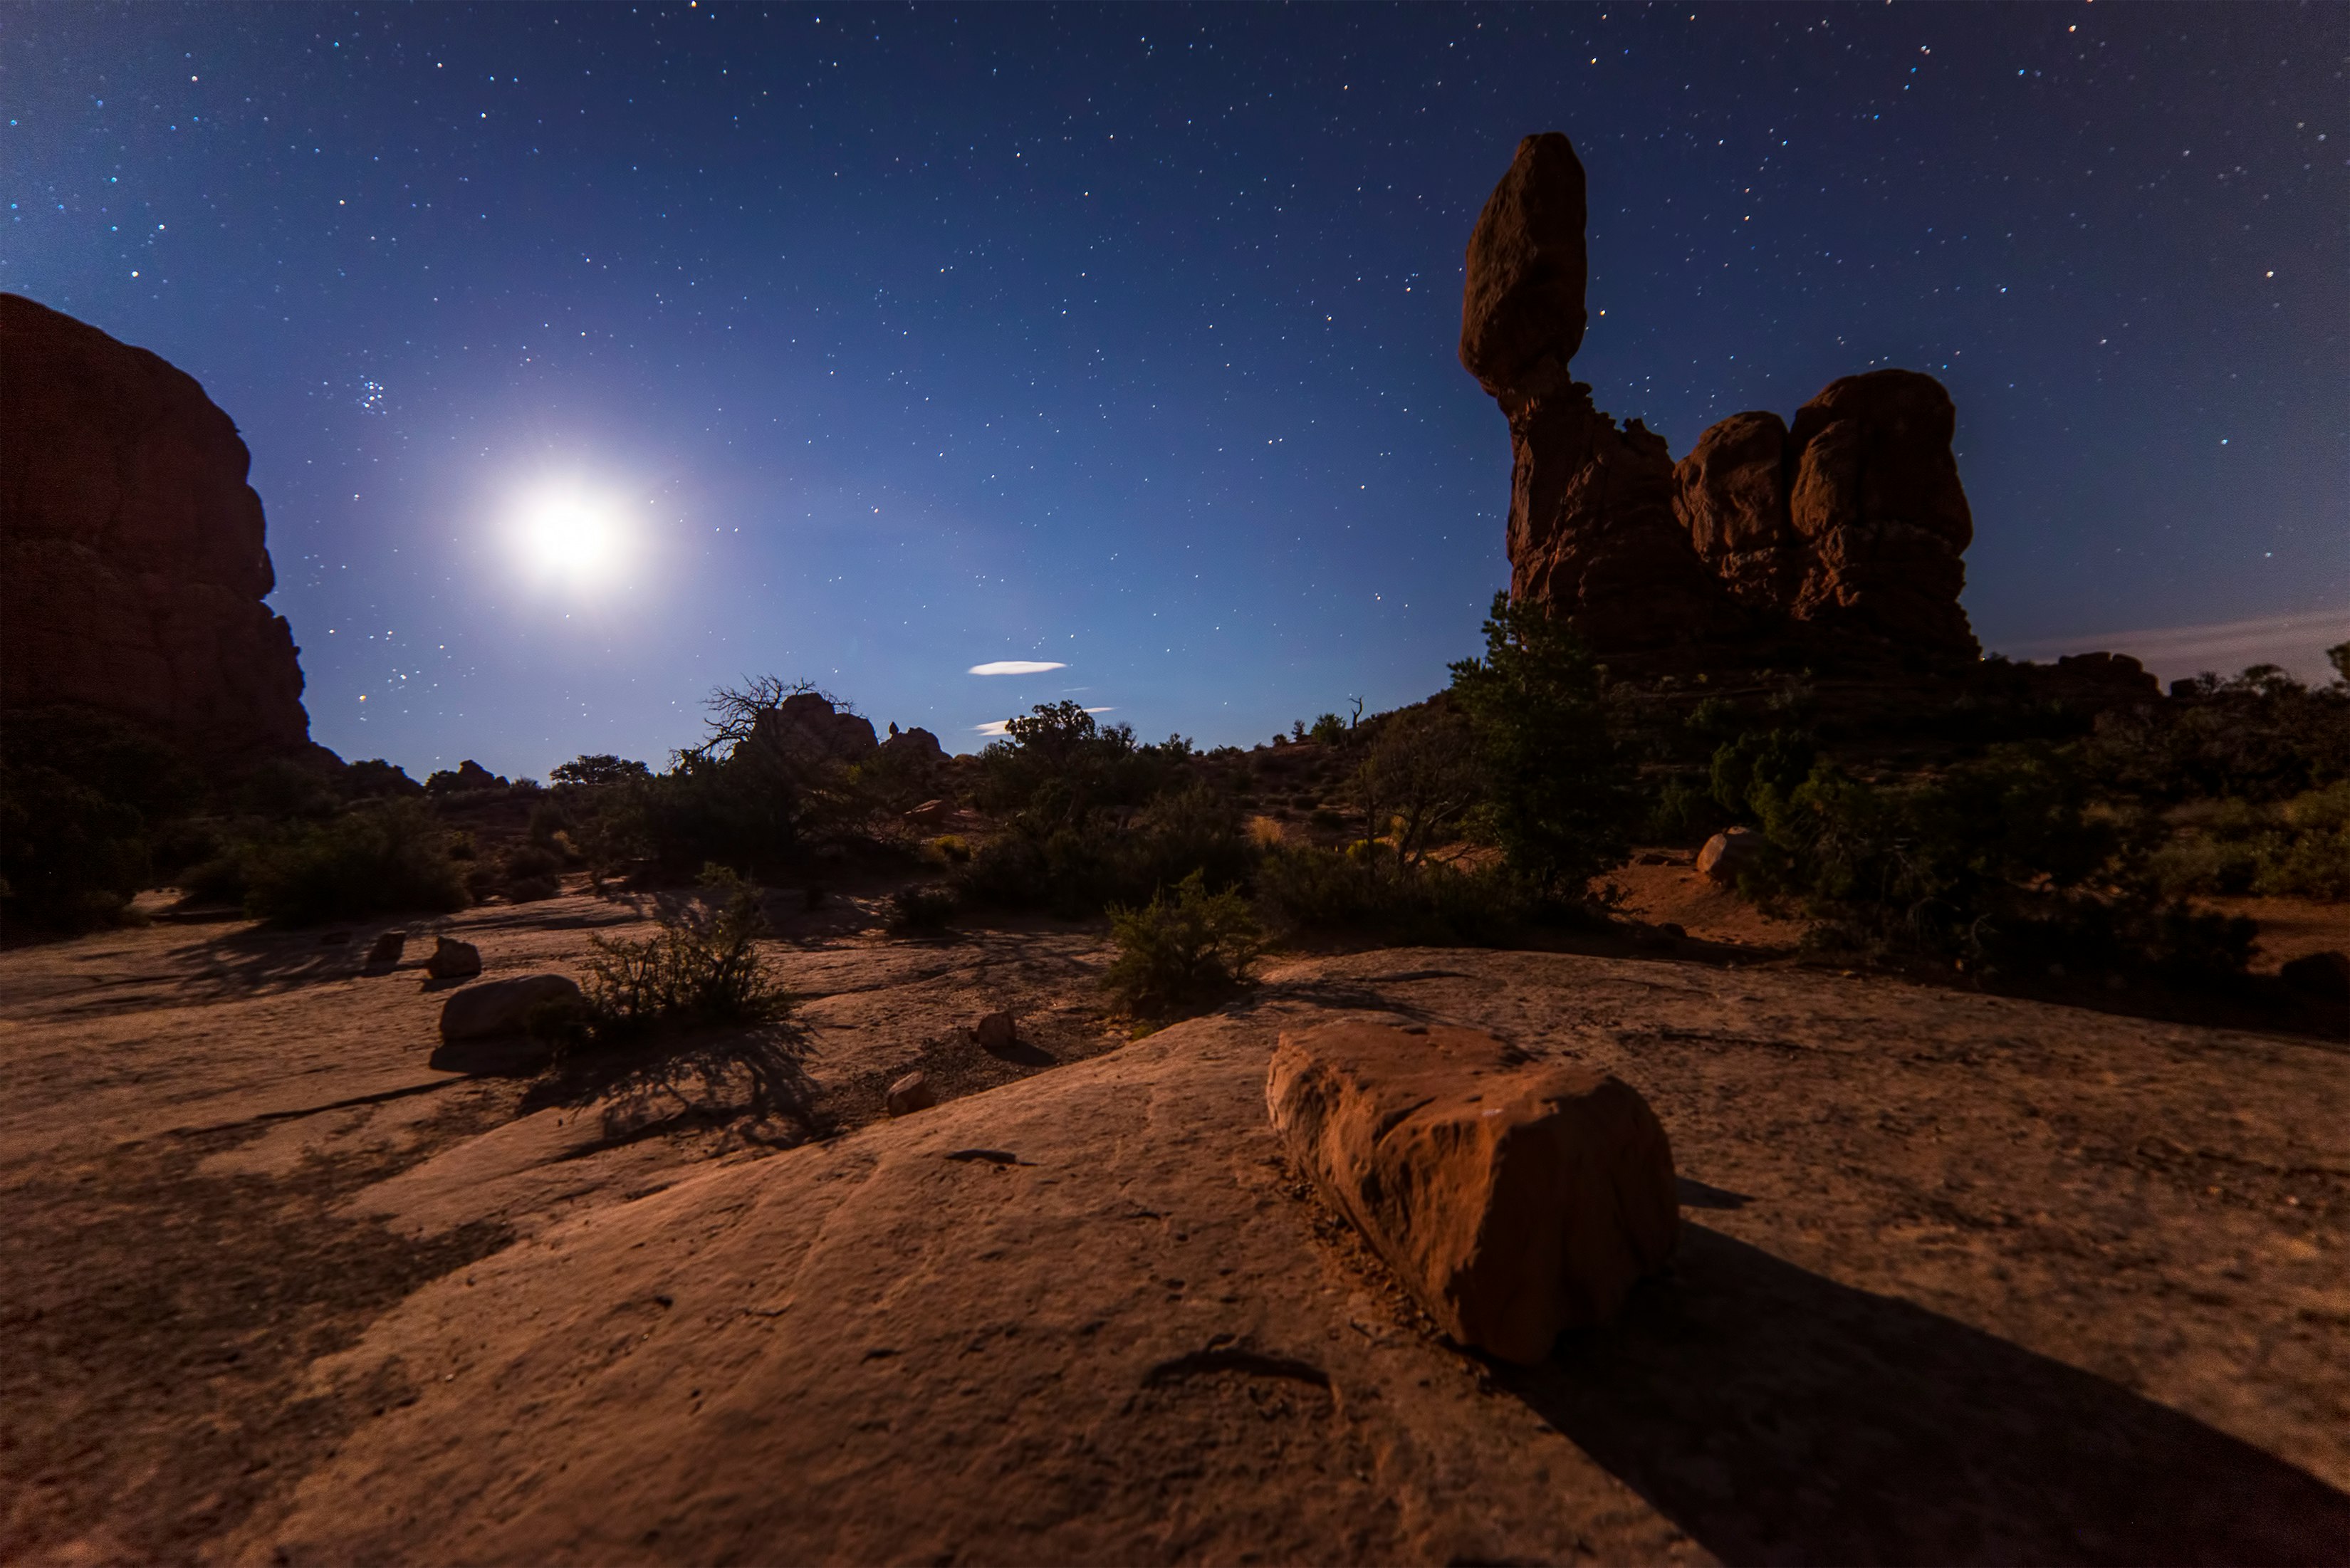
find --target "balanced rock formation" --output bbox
[1462,136,1980,661]
[1266,1021,1678,1364]
[1676,371,1979,654]
[1,293,313,757]
[1461,137,1739,651]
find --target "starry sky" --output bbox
[7,4,2344,774]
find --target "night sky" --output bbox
[7,4,2344,775]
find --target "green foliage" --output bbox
[1309,712,1349,746]
[1349,706,1480,867]
[956,783,1252,918]
[0,706,199,931]
[1103,869,1265,1018]
[1644,776,1728,845]
[2087,664,2350,803]
[1446,592,1635,893]
[1709,729,1818,819]
[581,867,786,1032]
[1745,746,2251,980]
[1254,844,1537,946]
[239,799,471,925]
[550,753,652,787]
[887,884,958,934]
[2144,783,2350,901]
[976,701,1191,828]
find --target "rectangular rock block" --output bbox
[1267,1022,1677,1364]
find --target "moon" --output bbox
[510,481,632,590]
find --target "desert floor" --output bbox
[3,880,2346,1564]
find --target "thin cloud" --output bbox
[968,660,1067,676]
[1998,607,2350,685]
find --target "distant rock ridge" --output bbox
[1,292,315,758]
[1459,134,1980,661]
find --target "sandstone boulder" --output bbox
[1787,370,1978,653]
[1265,1022,1676,1364]
[879,724,947,763]
[905,798,954,826]
[2280,951,2350,1003]
[976,1010,1018,1052]
[886,1070,936,1117]
[1696,827,1767,885]
[1673,409,1799,609]
[425,937,483,980]
[1459,132,1588,404]
[365,930,407,971]
[438,973,583,1042]
[0,293,313,758]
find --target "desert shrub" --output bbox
[239,799,470,925]
[1309,712,1349,746]
[956,783,1253,918]
[887,884,958,935]
[550,753,652,786]
[503,842,565,901]
[2086,664,2350,804]
[581,867,785,1033]
[0,706,199,931]
[928,834,973,864]
[1103,870,1265,1018]
[1255,844,1536,946]
[1446,592,1636,893]
[975,701,1191,827]
[1349,706,1480,867]
[1710,728,1817,819]
[1644,776,1728,844]
[1748,746,2250,980]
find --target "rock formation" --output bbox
[1675,371,1979,654]
[1461,136,1980,661]
[1265,1020,1678,1364]
[1460,136,1740,651]
[1,293,314,758]
[751,691,879,764]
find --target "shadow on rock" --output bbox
[1502,1225,2350,1564]
[519,1020,832,1150]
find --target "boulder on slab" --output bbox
[437,973,583,1042]
[976,1010,1018,1053]
[2280,950,2350,1002]
[425,936,482,980]
[1459,132,1589,404]
[886,1071,936,1117]
[1266,1022,1676,1365]
[365,930,407,971]
[905,799,954,826]
[1696,827,1765,885]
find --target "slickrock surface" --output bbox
[0,293,313,757]
[1268,1022,1678,1363]
[2,896,2347,1564]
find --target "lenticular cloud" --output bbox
[968,660,1067,676]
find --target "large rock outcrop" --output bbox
[1,293,313,758]
[1462,135,1979,661]
[1674,372,1978,654]
[1461,135,1740,650]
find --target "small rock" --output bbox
[365,930,407,969]
[975,1010,1018,1052]
[438,973,584,1041]
[904,799,953,825]
[886,1071,936,1117]
[1696,827,1765,885]
[426,936,482,979]
[2280,950,2350,1002]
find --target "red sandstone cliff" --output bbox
[1,293,314,758]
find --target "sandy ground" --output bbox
[2,887,2346,1564]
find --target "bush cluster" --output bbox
[580,868,787,1034]
[1103,870,1265,1018]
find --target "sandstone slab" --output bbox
[1266,1022,1677,1364]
